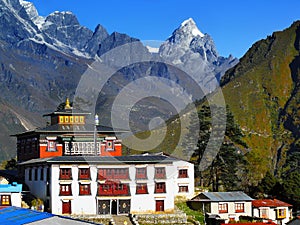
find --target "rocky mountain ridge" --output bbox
[0,0,237,161]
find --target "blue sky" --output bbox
[28,0,300,58]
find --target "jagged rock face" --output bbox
[159,18,238,91]
[0,0,238,160]
[41,12,93,52]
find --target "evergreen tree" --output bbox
[186,105,247,191]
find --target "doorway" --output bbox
[111,199,118,214]
[62,200,71,214]
[155,200,164,212]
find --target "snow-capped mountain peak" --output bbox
[19,0,45,29]
[180,18,204,37]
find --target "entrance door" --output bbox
[155,200,164,212]
[111,199,118,214]
[119,199,130,214]
[62,201,71,214]
[98,200,110,215]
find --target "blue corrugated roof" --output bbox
[0,183,22,193]
[0,206,54,225]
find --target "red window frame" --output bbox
[106,140,114,151]
[235,203,245,213]
[97,183,130,196]
[136,168,147,179]
[218,203,228,213]
[60,184,72,196]
[155,182,166,193]
[114,168,129,179]
[155,167,166,179]
[60,168,72,180]
[79,184,91,195]
[178,185,189,192]
[79,168,90,180]
[97,168,129,180]
[136,183,148,194]
[178,169,188,178]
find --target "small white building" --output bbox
[189,191,253,223]
[252,199,293,225]
[0,182,22,208]
[20,154,194,215]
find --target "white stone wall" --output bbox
[24,158,194,215]
[173,160,195,199]
[210,201,252,222]
[253,207,292,225]
[11,192,22,207]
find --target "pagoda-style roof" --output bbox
[43,110,91,117]
[12,124,128,136]
[43,98,91,117]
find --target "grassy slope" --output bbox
[124,21,300,186]
[220,21,300,183]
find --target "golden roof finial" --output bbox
[65,98,71,109]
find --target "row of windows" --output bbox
[59,116,85,124]
[58,168,188,180]
[58,182,189,196]
[218,203,245,213]
[28,167,189,182]
[28,167,50,181]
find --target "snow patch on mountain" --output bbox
[146,46,159,53]
[181,18,204,37]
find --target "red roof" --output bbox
[252,199,292,207]
[221,222,277,225]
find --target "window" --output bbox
[178,169,188,178]
[40,168,44,181]
[97,183,130,196]
[34,168,38,181]
[218,203,228,213]
[235,203,244,213]
[47,140,57,152]
[1,195,11,206]
[65,116,69,123]
[260,208,269,218]
[78,168,90,180]
[178,185,189,193]
[106,140,114,151]
[79,184,91,195]
[97,168,129,180]
[136,183,148,194]
[114,168,129,179]
[155,182,166,193]
[28,168,32,181]
[60,184,72,196]
[155,167,166,179]
[136,168,147,179]
[80,116,84,123]
[60,168,72,180]
[277,208,286,219]
[46,167,50,182]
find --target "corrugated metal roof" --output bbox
[0,207,98,225]
[30,216,98,225]
[0,206,53,225]
[252,199,292,207]
[192,191,253,202]
[19,154,178,166]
